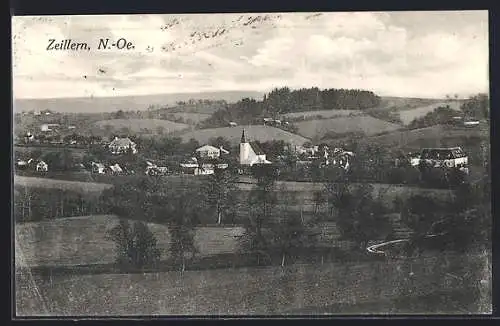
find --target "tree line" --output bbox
[200,87,381,128]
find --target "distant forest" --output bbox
[201,87,381,127]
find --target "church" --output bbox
[239,129,272,166]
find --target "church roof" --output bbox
[250,141,265,155]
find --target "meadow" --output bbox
[163,112,212,124]
[15,249,489,315]
[282,110,363,120]
[15,215,245,267]
[93,119,190,135]
[14,175,113,194]
[364,124,489,151]
[398,101,462,125]
[294,116,402,139]
[179,125,310,146]
[376,97,447,111]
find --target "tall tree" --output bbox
[335,184,392,250]
[202,167,239,225]
[240,165,279,264]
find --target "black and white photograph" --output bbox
[12,11,491,316]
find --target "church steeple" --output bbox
[241,128,247,143]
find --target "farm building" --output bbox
[16,158,33,169]
[180,157,228,175]
[24,132,35,143]
[108,137,138,155]
[195,145,230,159]
[239,129,271,166]
[145,161,169,176]
[40,123,60,132]
[109,164,123,174]
[36,161,48,172]
[91,162,106,174]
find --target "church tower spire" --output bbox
[241,128,247,143]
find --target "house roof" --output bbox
[250,141,265,155]
[196,145,219,152]
[109,137,135,147]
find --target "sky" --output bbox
[12,11,489,99]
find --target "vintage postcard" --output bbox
[12,11,491,316]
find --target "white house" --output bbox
[109,163,123,174]
[195,145,229,159]
[24,132,35,143]
[16,158,33,169]
[36,161,48,172]
[108,137,138,155]
[91,162,106,174]
[40,124,60,132]
[330,148,355,171]
[239,129,271,166]
[180,156,227,175]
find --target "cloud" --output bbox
[12,11,488,99]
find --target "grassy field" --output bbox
[179,125,311,146]
[15,250,490,315]
[398,101,462,125]
[163,112,212,124]
[15,215,244,267]
[93,119,190,134]
[377,97,448,111]
[14,91,264,114]
[364,124,489,149]
[282,110,363,120]
[14,175,113,194]
[14,145,90,161]
[294,116,402,139]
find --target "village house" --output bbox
[91,162,106,174]
[179,157,228,175]
[36,160,48,172]
[109,163,123,175]
[16,158,34,170]
[40,123,60,132]
[195,144,230,159]
[24,132,35,143]
[145,161,169,176]
[108,137,138,155]
[239,129,271,166]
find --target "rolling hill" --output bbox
[15,215,244,267]
[364,123,489,149]
[398,101,462,125]
[179,125,310,146]
[294,116,402,139]
[376,97,447,111]
[14,91,264,114]
[282,109,363,120]
[162,112,212,124]
[93,119,190,134]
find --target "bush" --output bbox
[106,220,161,269]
